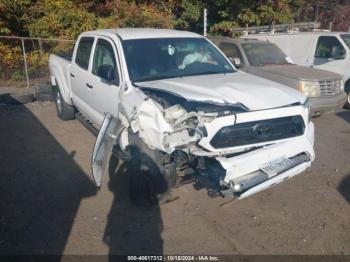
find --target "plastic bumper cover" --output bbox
[216,122,315,199]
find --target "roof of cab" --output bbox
[83,28,203,40]
[209,36,271,44]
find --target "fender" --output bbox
[49,60,73,106]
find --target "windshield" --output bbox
[341,34,350,49]
[242,43,289,66]
[122,37,235,82]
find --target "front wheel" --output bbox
[129,145,176,206]
[344,90,350,109]
[53,86,75,120]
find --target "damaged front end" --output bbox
[92,84,315,200]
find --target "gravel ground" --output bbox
[0,101,349,256]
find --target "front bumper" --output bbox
[214,122,315,199]
[310,92,347,114]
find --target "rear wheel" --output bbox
[53,86,75,120]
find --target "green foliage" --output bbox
[98,2,174,29]
[173,0,202,31]
[0,0,33,36]
[209,21,238,37]
[0,0,335,83]
[27,0,98,39]
[238,0,293,26]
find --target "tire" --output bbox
[344,90,350,109]
[129,145,176,206]
[53,86,75,120]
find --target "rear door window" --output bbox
[314,36,345,58]
[75,37,94,70]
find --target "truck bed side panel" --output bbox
[49,54,73,105]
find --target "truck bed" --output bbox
[48,54,72,103]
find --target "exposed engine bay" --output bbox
[92,84,315,200]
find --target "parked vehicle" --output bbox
[244,32,350,109]
[49,28,315,204]
[210,37,346,116]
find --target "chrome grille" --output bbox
[318,80,341,96]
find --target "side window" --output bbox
[92,39,119,84]
[218,42,243,62]
[314,36,345,58]
[75,37,94,70]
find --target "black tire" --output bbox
[53,86,75,120]
[344,91,350,110]
[129,146,176,206]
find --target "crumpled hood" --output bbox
[135,71,307,111]
[252,64,341,81]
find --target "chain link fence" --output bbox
[0,36,75,88]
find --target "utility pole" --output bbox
[315,0,320,22]
[203,8,207,36]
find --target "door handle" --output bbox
[70,73,75,77]
[86,83,93,89]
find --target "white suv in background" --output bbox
[245,32,350,108]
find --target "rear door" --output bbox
[70,36,95,117]
[86,37,121,127]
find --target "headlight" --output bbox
[299,81,319,97]
[303,98,312,123]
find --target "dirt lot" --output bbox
[0,101,349,256]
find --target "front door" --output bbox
[313,35,348,78]
[87,37,121,127]
[91,114,120,188]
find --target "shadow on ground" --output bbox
[103,155,163,255]
[336,110,350,124]
[338,173,350,204]
[0,97,164,257]
[0,100,97,256]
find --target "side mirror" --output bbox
[331,46,345,59]
[229,57,243,68]
[98,64,118,84]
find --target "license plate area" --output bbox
[260,157,294,178]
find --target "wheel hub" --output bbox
[56,91,62,113]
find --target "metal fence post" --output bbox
[21,37,30,88]
[203,8,207,36]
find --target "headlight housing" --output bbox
[299,81,319,97]
[303,98,312,123]
[340,79,344,91]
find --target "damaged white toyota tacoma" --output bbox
[49,28,315,204]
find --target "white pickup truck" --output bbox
[49,28,315,204]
